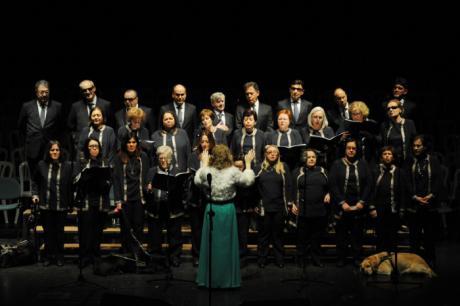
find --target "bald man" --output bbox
[67,80,113,158]
[158,84,197,141]
[326,88,350,131]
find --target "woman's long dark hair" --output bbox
[118,133,141,164]
[43,140,65,163]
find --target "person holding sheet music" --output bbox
[300,106,336,168]
[329,138,373,267]
[291,148,330,267]
[113,134,149,255]
[151,111,191,172]
[254,145,294,269]
[146,145,188,267]
[380,99,417,168]
[73,137,112,268]
[230,109,266,167]
[338,101,378,164]
[194,144,255,288]
[31,140,73,267]
[187,130,216,267]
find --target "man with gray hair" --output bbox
[210,91,234,141]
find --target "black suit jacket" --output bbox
[159,102,197,141]
[115,105,155,135]
[235,102,274,132]
[68,97,113,137]
[212,111,235,139]
[18,99,63,160]
[277,98,313,130]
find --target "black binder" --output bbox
[75,166,112,193]
[343,119,379,135]
[151,171,191,191]
[308,133,345,152]
[278,144,306,170]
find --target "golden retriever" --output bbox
[360,252,436,278]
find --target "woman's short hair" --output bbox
[307,106,329,130]
[126,107,145,122]
[349,101,370,118]
[210,144,233,170]
[156,145,173,163]
[387,99,404,115]
[277,108,293,122]
[200,109,215,121]
[243,109,257,122]
[301,148,317,164]
[82,137,102,160]
[160,111,178,130]
[88,106,106,125]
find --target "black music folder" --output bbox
[151,171,191,191]
[278,144,306,170]
[343,119,379,135]
[308,133,345,152]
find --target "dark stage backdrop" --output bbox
[2,1,459,151]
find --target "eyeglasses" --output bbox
[124,97,137,101]
[387,106,399,110]
[290,87,304,91]
[80,86,94,93]
[88,144,99,149]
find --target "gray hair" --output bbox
[156,145,173,163]
[210,92,225,104]
[35,80,50,91]
[307,106,329,130]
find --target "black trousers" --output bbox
[41,209,67,260]
[77,208,106,263]
[408,209,437,262]
[147,216,183,258]
[375,210,399,253]
[335,213,364,260]
[120,200,145,254]
[296,215,326,260]
[257,211,284,263]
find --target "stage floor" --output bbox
[1,239,459,306]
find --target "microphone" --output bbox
[207,173,212,187]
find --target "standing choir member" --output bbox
[31,140,72,266]
[113,134,149,255]
[255,145,293,268]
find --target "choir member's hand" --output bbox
[355,202,364,210]
[342,202,351,212]
[116,202,122,211]
[32,196,39,204]
[369,209,377,218]
[147,183,153,192]
[216,123,229,132]
[201,150,210,167]
[291,204,299,216]
[244,149,255,168]
[323,193,330,204]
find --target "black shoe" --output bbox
[42,259,52,267]
[193,257,199,267]
[56,259,64,267]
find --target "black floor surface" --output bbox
[1,239,459,306]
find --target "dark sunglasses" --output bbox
[387,106,399,110]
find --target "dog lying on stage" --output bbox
[360,252,436,278]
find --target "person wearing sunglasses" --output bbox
[276,79,313,131]
[380,99,417,168]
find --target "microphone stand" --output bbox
[206,173,214,306]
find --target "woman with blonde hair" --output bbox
[194,144,255,288]
[255,145,294,268]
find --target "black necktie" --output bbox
[293,101,300,122]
